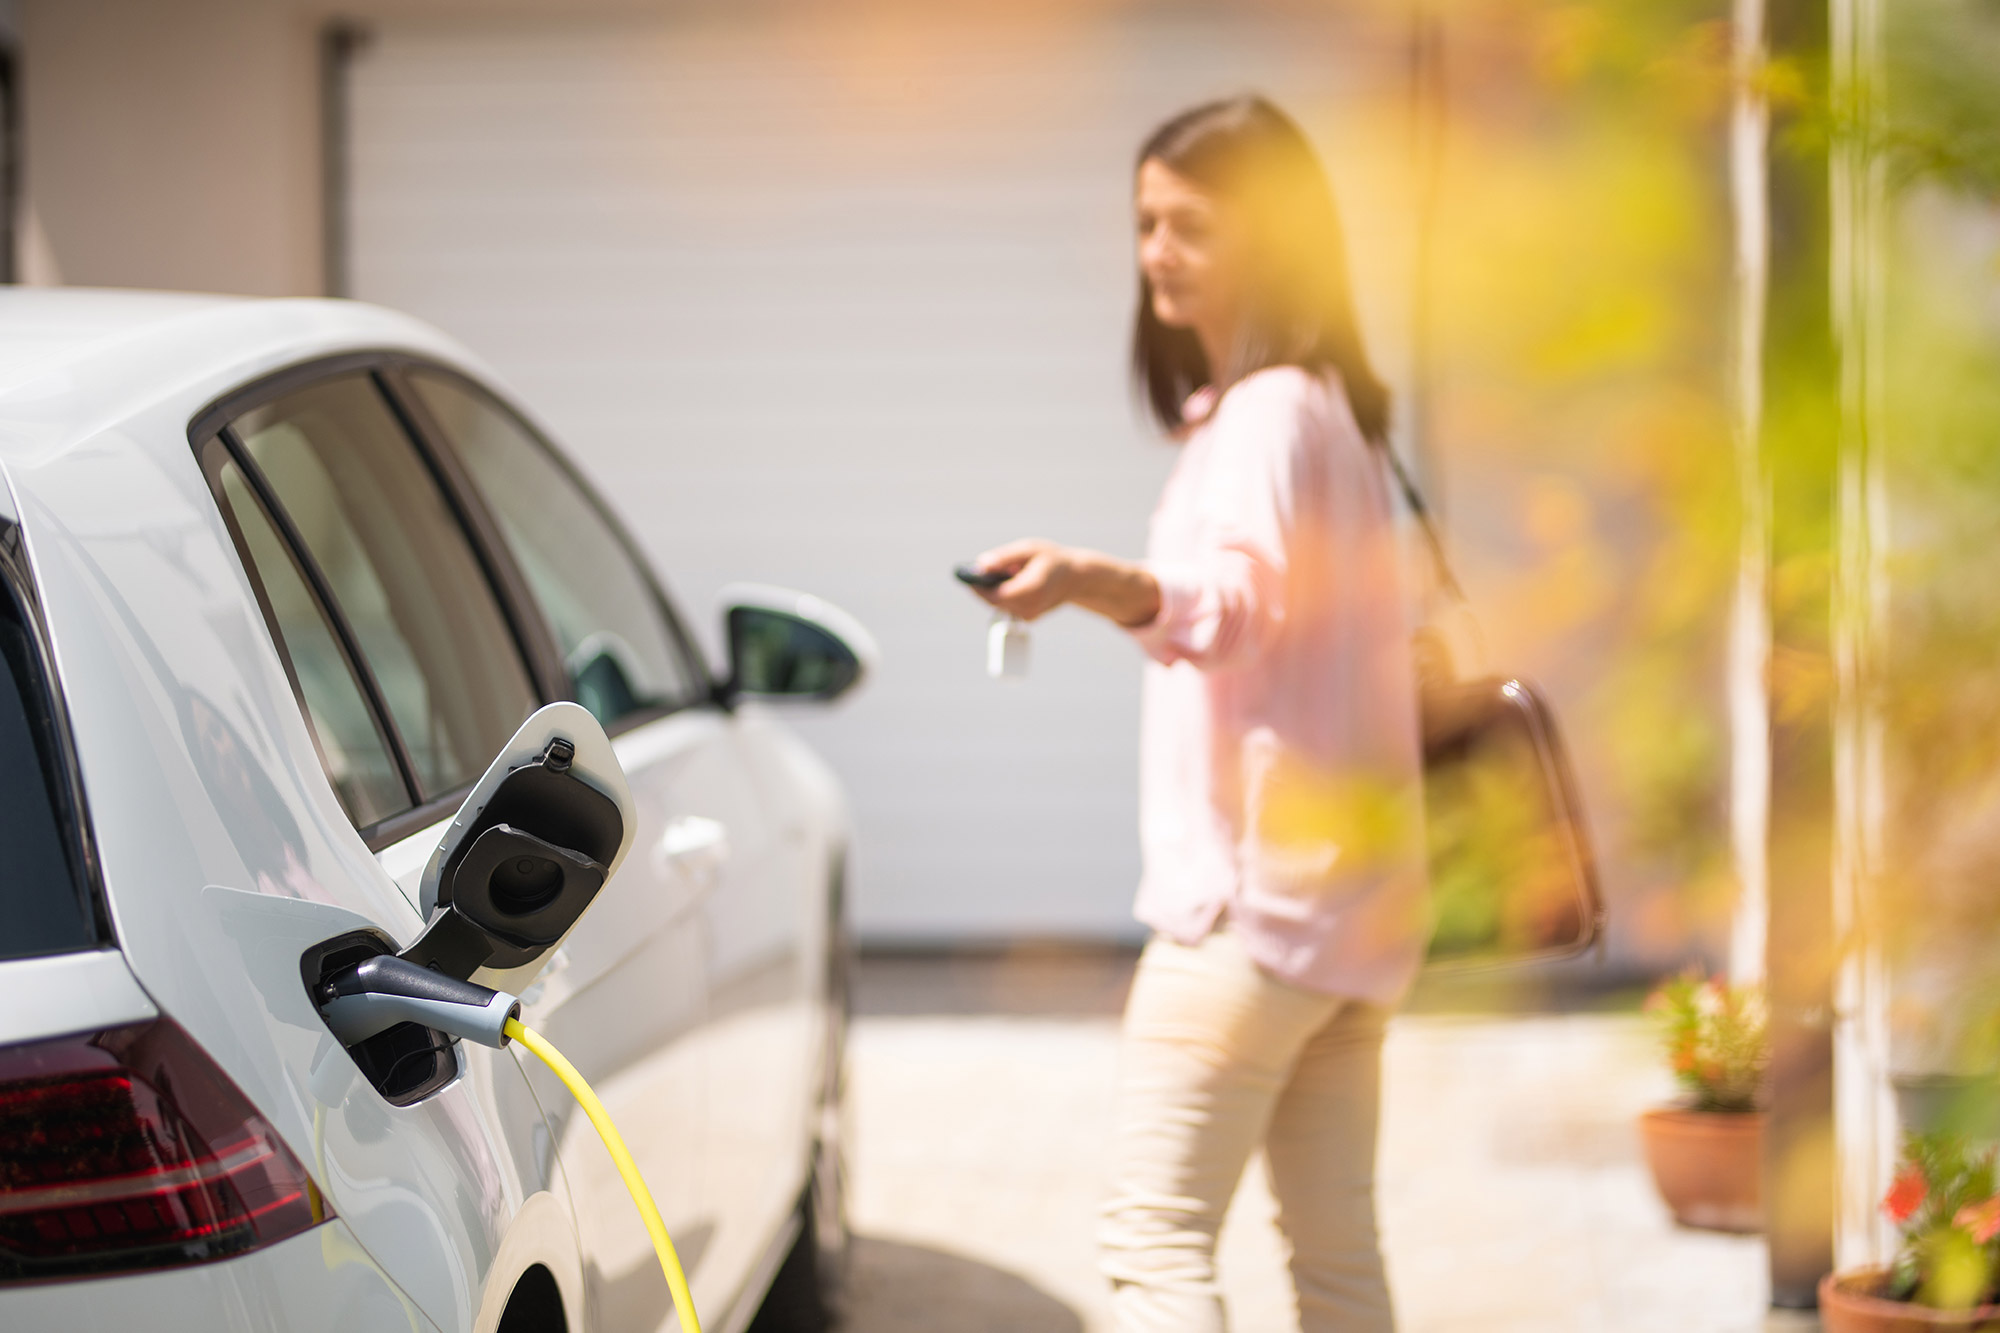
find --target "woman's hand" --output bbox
[967,540,1076,622]
[968,540,1162,629]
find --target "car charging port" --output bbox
[300,930,457,1106]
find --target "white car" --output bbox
[0,290,866,1333]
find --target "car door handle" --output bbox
[653,815,729,878]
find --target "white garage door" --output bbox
[344,8,1414,943]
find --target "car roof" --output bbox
[0,288,245,384]
[0,287,486,467]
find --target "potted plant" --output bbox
[1637,971,1768,1232]
[1820,1134,2000,1331]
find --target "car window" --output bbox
[231,374,538,799]
[0,587,98,961]
[408,370,703,728]
[214,459,411,827]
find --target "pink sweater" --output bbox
[1129,366,1429,1003]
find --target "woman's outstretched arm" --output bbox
[972,376,1307,666]
[969,540,1162,629]
[968,525,1285,673]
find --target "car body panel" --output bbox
[694,705,845,1317]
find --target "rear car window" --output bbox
[0,583,99,961]
[230,373,539,798]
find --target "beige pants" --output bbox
[1098,929,1394,1333]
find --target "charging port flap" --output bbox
[408,702,634,986]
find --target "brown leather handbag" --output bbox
[1384,451,1607,971]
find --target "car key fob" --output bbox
[955,563,1010,589]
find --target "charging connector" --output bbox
[318,955,519,1050]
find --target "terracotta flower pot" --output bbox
[1819,1267,2000,1332]
[1637,1106,1763,1233]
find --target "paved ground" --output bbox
[837,951,1818,1333]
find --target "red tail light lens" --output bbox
[0,1017,330,1282]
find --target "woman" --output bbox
[966,97,1427,1332]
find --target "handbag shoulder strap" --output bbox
[1376,441,1467,605]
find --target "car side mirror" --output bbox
[719,584,877,705]
[400,701,636,984]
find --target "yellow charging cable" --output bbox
[504,1017,702,1333]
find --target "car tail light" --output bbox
[0,1017,330,1282]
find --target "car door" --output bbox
[692,701,826,1302]
[191,365,581,1331]
[396,367,763,1329]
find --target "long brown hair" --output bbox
[1132,96,1390,443]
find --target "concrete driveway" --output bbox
[836,951,1814,1333]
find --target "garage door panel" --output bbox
[346,8,1407,942]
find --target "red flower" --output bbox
[1955,1196,2000,1244]
[1884,1164,1929,1225]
